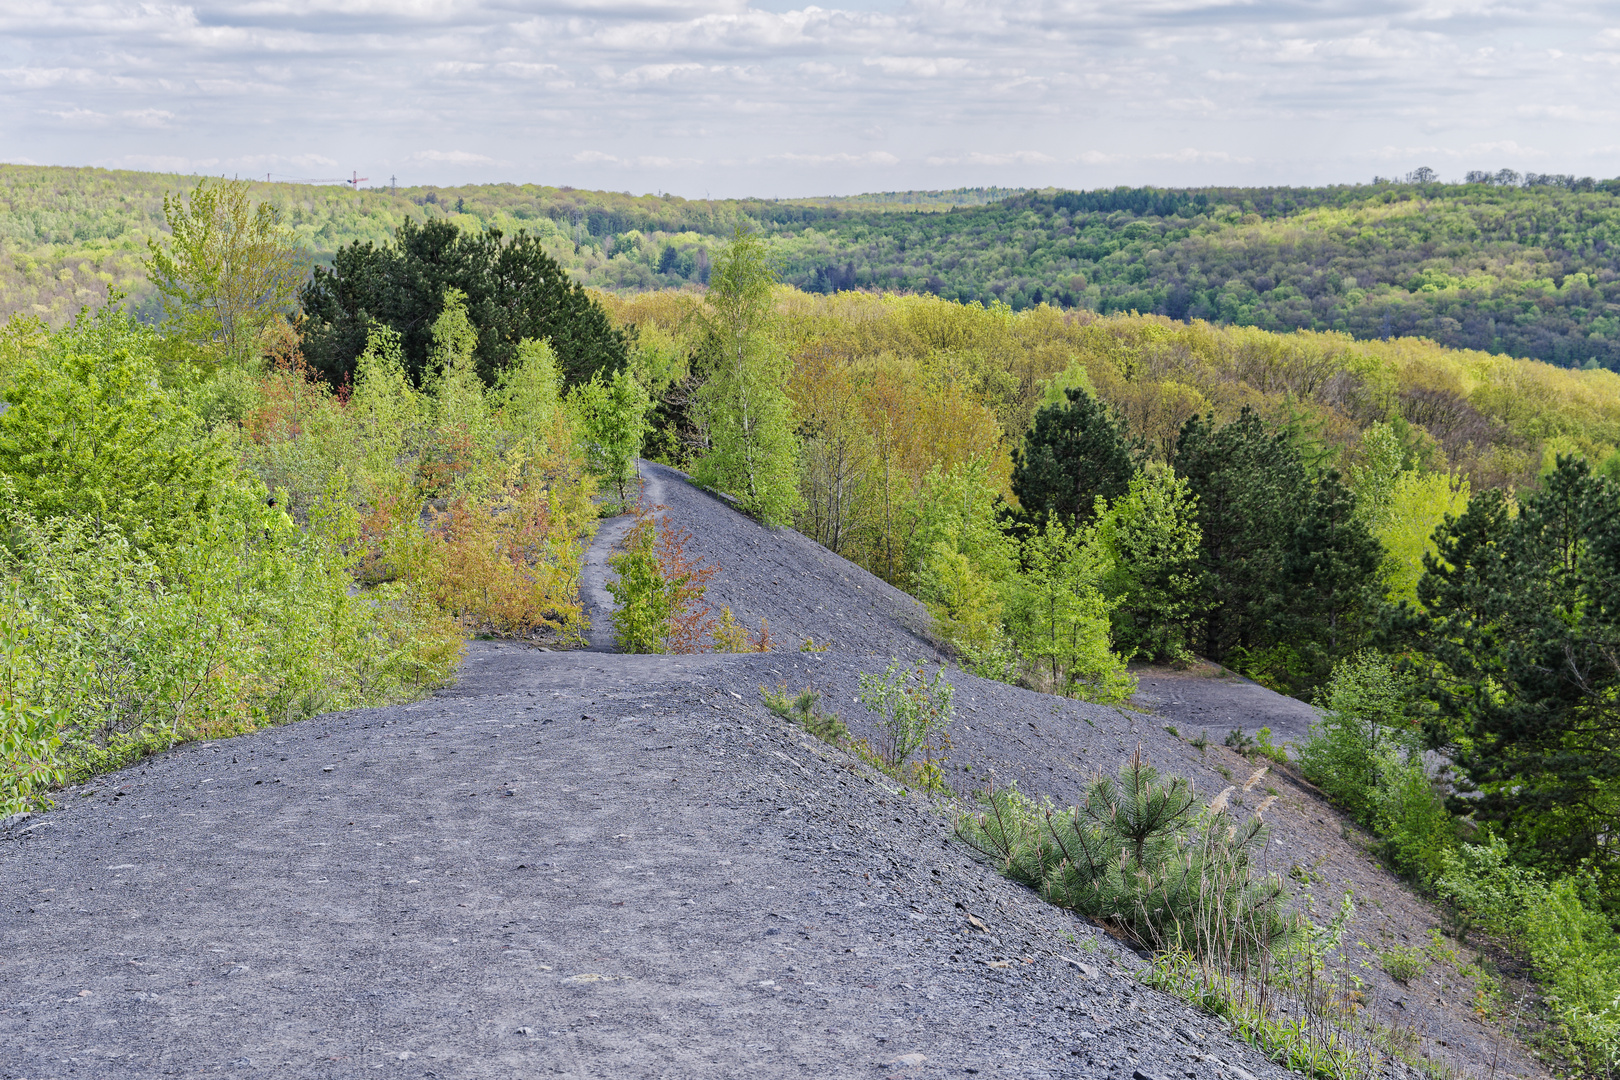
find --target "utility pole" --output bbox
[390,175,397,195]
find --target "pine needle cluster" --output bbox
[956,748,1293,964]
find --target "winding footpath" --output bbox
[0,464,1299,1080]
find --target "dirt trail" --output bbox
[0,463,1544,1080]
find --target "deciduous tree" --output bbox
[143,178,303,366]
[690,227,800,525]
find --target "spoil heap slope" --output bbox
[0,462,1541,1079]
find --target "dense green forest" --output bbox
[6,164,1619,370]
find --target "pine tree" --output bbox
[300,219,629,389]
[1279,470,1382,687]
[1405,457,1620,884]
[1011,386,1134,526]
[1173,408,1305,663]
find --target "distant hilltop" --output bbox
[2,164,1618,371]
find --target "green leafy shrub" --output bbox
[606,515,670,653]
[957,751,1294,963]
[1520,875,1620,1076]
[0,604,66,816]
[1434,837,1544,941]
[604,510,725,654]
[0,305,472,795]
[857,659,955,772]
[1298,652,1421,827]
[0,308,235,549]
[4,487,462,775]
[1378,943,1431,985]
[1371,755,1455,884]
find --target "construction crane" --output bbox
[265,171,373,188]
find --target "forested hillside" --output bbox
[6,164,1620,370]
[11,173,1620,1076]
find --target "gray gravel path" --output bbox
[1130,670,1321,751]
[1,647,1289,1080]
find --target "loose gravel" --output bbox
[0,462,1542,1079]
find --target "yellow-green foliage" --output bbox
[0,307,469,798]
[607,287,1616,699]
[1375,471,1471,603]
[610,286,1620,509]
[239,299,596,641]
[0,289,600,803]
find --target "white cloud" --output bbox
[124,108,177,128]
[0,0,1612,195]
[409,149,499,164]
[1148,148,1254,164]
[926,150,1056,166]
[770,150,900,165]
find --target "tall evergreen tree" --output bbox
[1279,470,1382,685]
[1173,410,1379,689]
[1011,386,1134,527]
[1173,408,1305,663]
[1403,457,1620,882]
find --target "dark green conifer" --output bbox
[1405,457,1620,885]
[299,219,630,389]
[1010,386,1135,527]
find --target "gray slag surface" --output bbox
[0,462,1305,1080]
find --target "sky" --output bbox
[1,1,1618,198]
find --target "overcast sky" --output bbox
[2,1,1617,198]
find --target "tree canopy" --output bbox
[1011,386,1135,526]
[1404,457,1620,884]
[298,219,629,390]
[143,178,302,365]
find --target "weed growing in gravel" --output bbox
[1225,727,1289,764]
[762,673,954,794]
[857,660,955,775]
[1378,943,1431,985]
[712,607,749,651]
[761,685,848,744]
